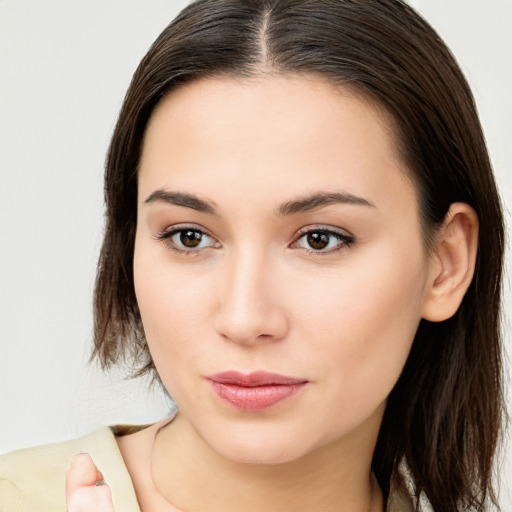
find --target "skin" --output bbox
[66,74,478,512]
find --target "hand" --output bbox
[66,453,115,512]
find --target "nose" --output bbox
[213,249,289,346]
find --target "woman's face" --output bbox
[134,75,433,464]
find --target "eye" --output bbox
[292,228,355,253]
[157,226,220,254]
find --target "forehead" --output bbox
[138,74,417,215]
[143,74,399,156]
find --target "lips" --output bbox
[206,371,308,412]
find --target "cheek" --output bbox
[297,242,427,400]
[133,241,213,369]
[134,254,214,407]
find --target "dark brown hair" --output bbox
[92,1,505,510]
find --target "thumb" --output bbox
[66,453,105,495]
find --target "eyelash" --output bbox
[156,225,355,256]
[155,225,219,256]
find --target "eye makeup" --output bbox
[155,222,356,257]
[291,225,355,255]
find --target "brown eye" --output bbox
[180,229,203,248]
[307,232,330,250]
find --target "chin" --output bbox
[217,440,308,465]
[201,422,321,466]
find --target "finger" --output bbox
[66,453,104,496]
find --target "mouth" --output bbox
[206,371,309,412]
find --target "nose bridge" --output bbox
[215,244,287,344]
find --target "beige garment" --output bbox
[0,427,141,512]
[0,426,414,512]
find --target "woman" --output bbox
[0,0,505,511]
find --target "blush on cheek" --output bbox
[307,264,425,405]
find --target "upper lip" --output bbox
[206,371,308,387]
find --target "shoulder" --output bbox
[0,427,141,512]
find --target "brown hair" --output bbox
[92,1,505,510]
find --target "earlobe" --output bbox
[422,203,479,322]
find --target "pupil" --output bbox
[180,230,202,248]
[307,232,329,250]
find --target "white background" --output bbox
[1,0,511,508]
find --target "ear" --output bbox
[422,203,479,322]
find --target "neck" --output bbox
[150,411,385,512]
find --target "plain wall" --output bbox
[1,0,511,507]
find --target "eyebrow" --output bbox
[277,192,375,216]
[144,189,217,214]
[144,189,375,216]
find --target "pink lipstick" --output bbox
[206,371,308,412]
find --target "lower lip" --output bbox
[209,381,306,412]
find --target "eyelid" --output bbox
[294,224,353,237]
